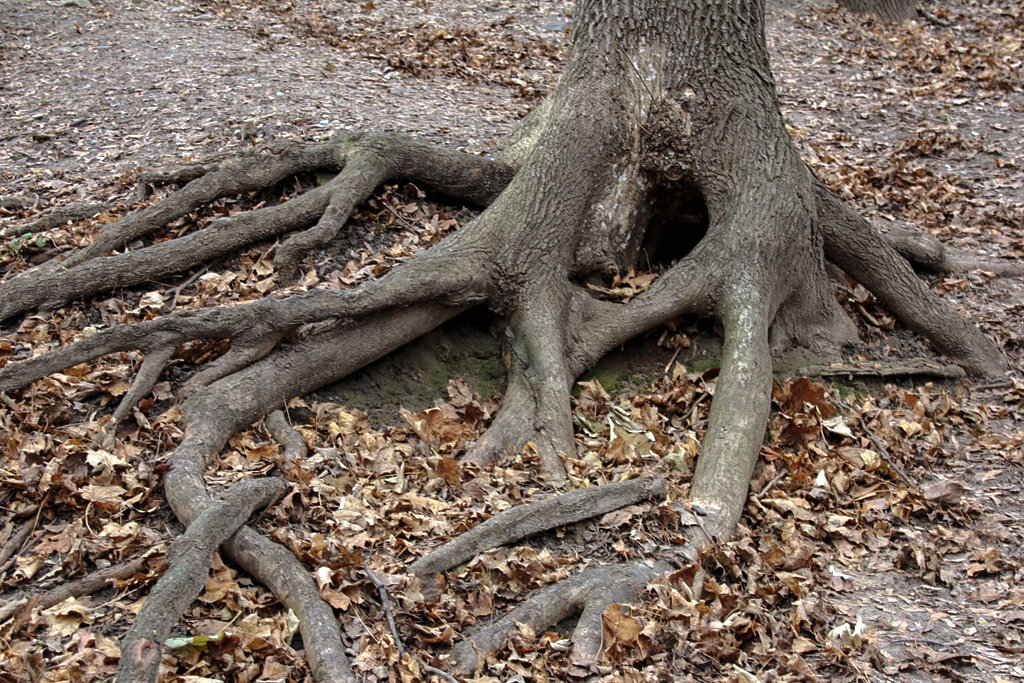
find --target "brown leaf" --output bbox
[921,480,965,505]
[436,457,461,486]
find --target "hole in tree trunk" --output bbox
[638,179,709,269]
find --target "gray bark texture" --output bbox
[0,0,1007,678]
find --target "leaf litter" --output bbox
[1,0,1023,681]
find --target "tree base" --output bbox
[0,0,1009,677]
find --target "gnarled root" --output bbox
[441,281,776,672]
[0,244,486,423]
[154,304,470,683]
[0,90,1010,681]
[91,299,467,683]
[815,178,1007,376]
[116,478,287,683]
[0,134,512,323]
[452,560,667,674]
[410,476,667,590]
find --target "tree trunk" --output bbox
[843,0,919,22]
[0,0,1006,678]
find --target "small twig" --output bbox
[0,519,34,571]
[364,566,405,656]
[0,494,48,575]
[757,471,787,498]
[685,394,707,426]
[662,346,682,377]
[973,380,1013,393]
[0,391,19,412]
[265,409,309,472]
[861,427,914,486]
[364,566,458,683]
[167,266,209,310]
[378,200,421,232]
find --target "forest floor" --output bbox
[0,0,1022,681]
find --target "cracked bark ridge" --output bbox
[116,478,287,683]
[0,0,1012,678]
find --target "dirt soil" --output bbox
[0,0,1022,681]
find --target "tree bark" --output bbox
[0,0,1007,678]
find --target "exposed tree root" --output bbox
[67,142,340,270]
[796,358,967,379]
[0,134,512,323]
[452,560,667,674]
[0,246,485,419]
[116,478,287,683]
[1,0,1015,678]
[0,556,149,624]
[265,409,310,473]
[164,428,355,683]
[882,222,1024,277]
[152,303,468,682]
[816,179,1007,376]
[410,476,667,579]
[1,201,113,238]
[689,294,776,540]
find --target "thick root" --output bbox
[164,421,346,681]
[0,184,333,322]
[462,296,577,482]
[0,134,513,323]
[816,179,1006,376]
[688,294,774,539]
[410,476,666,579]
[116,478,287,683]
[881,220,1024,277]
[145,302,469,681]
[451,560,667,674]
[66,141,342,269]
[0,248,486,420]
[796,358,966,379]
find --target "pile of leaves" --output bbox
[789,0,1023,251]
[4,310,1023,681]
[191,0,567,101]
